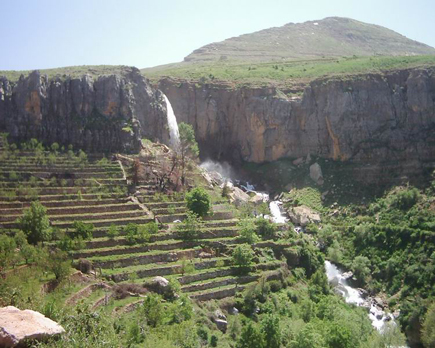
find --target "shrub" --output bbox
[210,334,218,347]
[238,219,259,244]
[185,187,211,217]
[232,244,254,273]
[71,221,94,241]
[142,293,164,327]
[390,187,419,210]
[176,212,203,242]
[255,217,276,240]
[107,224,119,240]
[18,201,52,244]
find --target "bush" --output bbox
[107,224,119,240]
[18,201,52,244]
[71,221,94,241]
[232,244,254,273]
[390,187,419,210]
[255,217,276,240]
[176,212,203,241]
[185,187,211,217]
[210,334,218,347]
[238,219,259,244]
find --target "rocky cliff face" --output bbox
[159,68,435,183]
[0,67,169,152]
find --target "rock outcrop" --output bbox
[288,205,321,227]
[159,67,435,184]
[0,67,169,152]
[0,306,65,347]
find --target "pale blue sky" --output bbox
[2,0,434,71]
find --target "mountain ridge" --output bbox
[184,17,435,62]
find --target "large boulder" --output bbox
[0,306,65,347]
[309,163,324,185]
[288,205,321,227]
[228,187,250,206]
[212,309,228,333]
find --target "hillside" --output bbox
[184,17,435,63]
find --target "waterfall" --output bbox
[269,201,287,223]
[163,94,180,150]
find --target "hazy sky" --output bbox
[2,0,435,71]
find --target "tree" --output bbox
[71,221,94,240]
[255,217,276,240]
[238,219,259,244]
[237,321,265,348]
[260,314,281,348]
[0,235,17,272]
[185,187,211,217]
[176,211,203,241]
[18,201,52,244]
[178,122,199,185]
[142,293,164,327]
[45,250,71,281]
[327,323,352,348]
[422,302,435,348]
[107,224,119,240]
[232,244,254,273]
[352,256,371,285]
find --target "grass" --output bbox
[143,55,435,88]
[0,65,133,82]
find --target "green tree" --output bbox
[327,323,352,348]
[142,293,164,327]
[107,224,119,240]
[176,211,203,242]
[352,256,371,285]
[232,244,254,273]
[255,217,276,240]
[178,122,199,185]
[0,235,17,272]
[45,250,71,281]
[422,302,435,348]
[293,324,326,348]
[260,314,281,348]
[237,321,265,348]
[71,221,94,241]
[185,187,211,217]
[238,219,259,244]
[18,201,52,244]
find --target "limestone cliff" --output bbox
[0,67,169,152]
[158,68,435,183]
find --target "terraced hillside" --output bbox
[0,136,293,310]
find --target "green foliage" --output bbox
[44,250,71,280]
[176,211,203,242]
[389,187,420,210]
[0,235,17,272]
[107,224,119,240]
[255,217,277,240]
[260,314,281,348]
[422,302,435,348]
[351,256,371,285]
[232,244,254,273]
[124,223,153,245]
[71,221,94,241]
[142,293,164,327]
[238,218,259,244]
[237,321,265,348]
[18,201,52,244]
[178,122,199,159]
[185,187,211,217]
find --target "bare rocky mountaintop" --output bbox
[184,17,435,63]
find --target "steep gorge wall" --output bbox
[159,68,435,183]
[0,67,169,152]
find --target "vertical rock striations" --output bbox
[158,68,435,183]
[0,67,169,152]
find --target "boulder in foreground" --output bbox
[0,306,65,347]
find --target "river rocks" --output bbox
[228,187,250,206]
[288,205,321,227]
[309,162,324,185]
[0,306,65,347]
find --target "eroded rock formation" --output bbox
[158,68,435,183]
[0,67,169,152]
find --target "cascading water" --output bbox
[269,201,287,224]
[325,261,401,334]
[163,94,180,150]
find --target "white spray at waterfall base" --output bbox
[163,94,180,150]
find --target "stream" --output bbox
[325,260,398,332]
